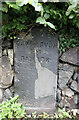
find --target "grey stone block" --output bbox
[14,26,58,114]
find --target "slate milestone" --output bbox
[14,26,58,113]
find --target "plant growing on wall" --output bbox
[1,0,79,53]
[66,0,79,28]
[3,0,79,28]
[0,96,26,119]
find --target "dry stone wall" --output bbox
[57,47,79,109]
[0,28,79,113]
[0,39,14,102]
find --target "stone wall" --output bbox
[57,47,79,110]
[0,33,79,112]
[0,39,14,102]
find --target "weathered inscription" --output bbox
[14,26,58,114]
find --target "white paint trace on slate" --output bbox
[35,48,56,99]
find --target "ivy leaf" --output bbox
[36,17,46,24]
[16,0,28,6]
[44,13,50,19]
[46,22,55,29]
[2,4,8,13]
[69,14,75,19]
[12,4,20,10]
[77,22,79,28]
[6,2,20,10]
[66,2,77,16]
[33,3,42,12]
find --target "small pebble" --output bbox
[73,72,78,81]
[4,88,13,99]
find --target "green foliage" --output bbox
[36,17,46,24]
[0,95,77,119]
[0,96,26,119]
[42,112,48,119]
[2,1,79,53]
[41,3,79,52]
[2,4,38,38]
[2,4,8,13]
[58,107,72,119]
[31,108,72,119]
[66,0,79,28]
[31,111,37,118]
[16,0,43,12]
[6,2,20,10]
[36,17,55,29]
[58,28,79,53]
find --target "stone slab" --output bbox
[59,63,74,89]
[60,47,79,66]
[14,26,58,114]
[0,56,13,88]
[8,49,13,65]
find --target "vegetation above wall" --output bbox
[1,0,79,53]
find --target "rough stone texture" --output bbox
[62,87,74,97]
[0,88,3,102]
[58,96,73,109]
[0,47,2,57]
[2,39,12,49]
[73,72,78,81]
[4,88,13,99]
[76,67,79,105]
[66,78,73,87]
[71,109,79,116]
[8,49,13,65]
[59,96,77,109]
[60,47,79,66]
[70,81,77,91]
[65,96,75,109]
[10,86,14,93]
[59,63,74,89]
[74,94,78,105]
[0,56,13,88]
[3,49,8,56]
[14,26,58,114]
[56,88,62,102]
